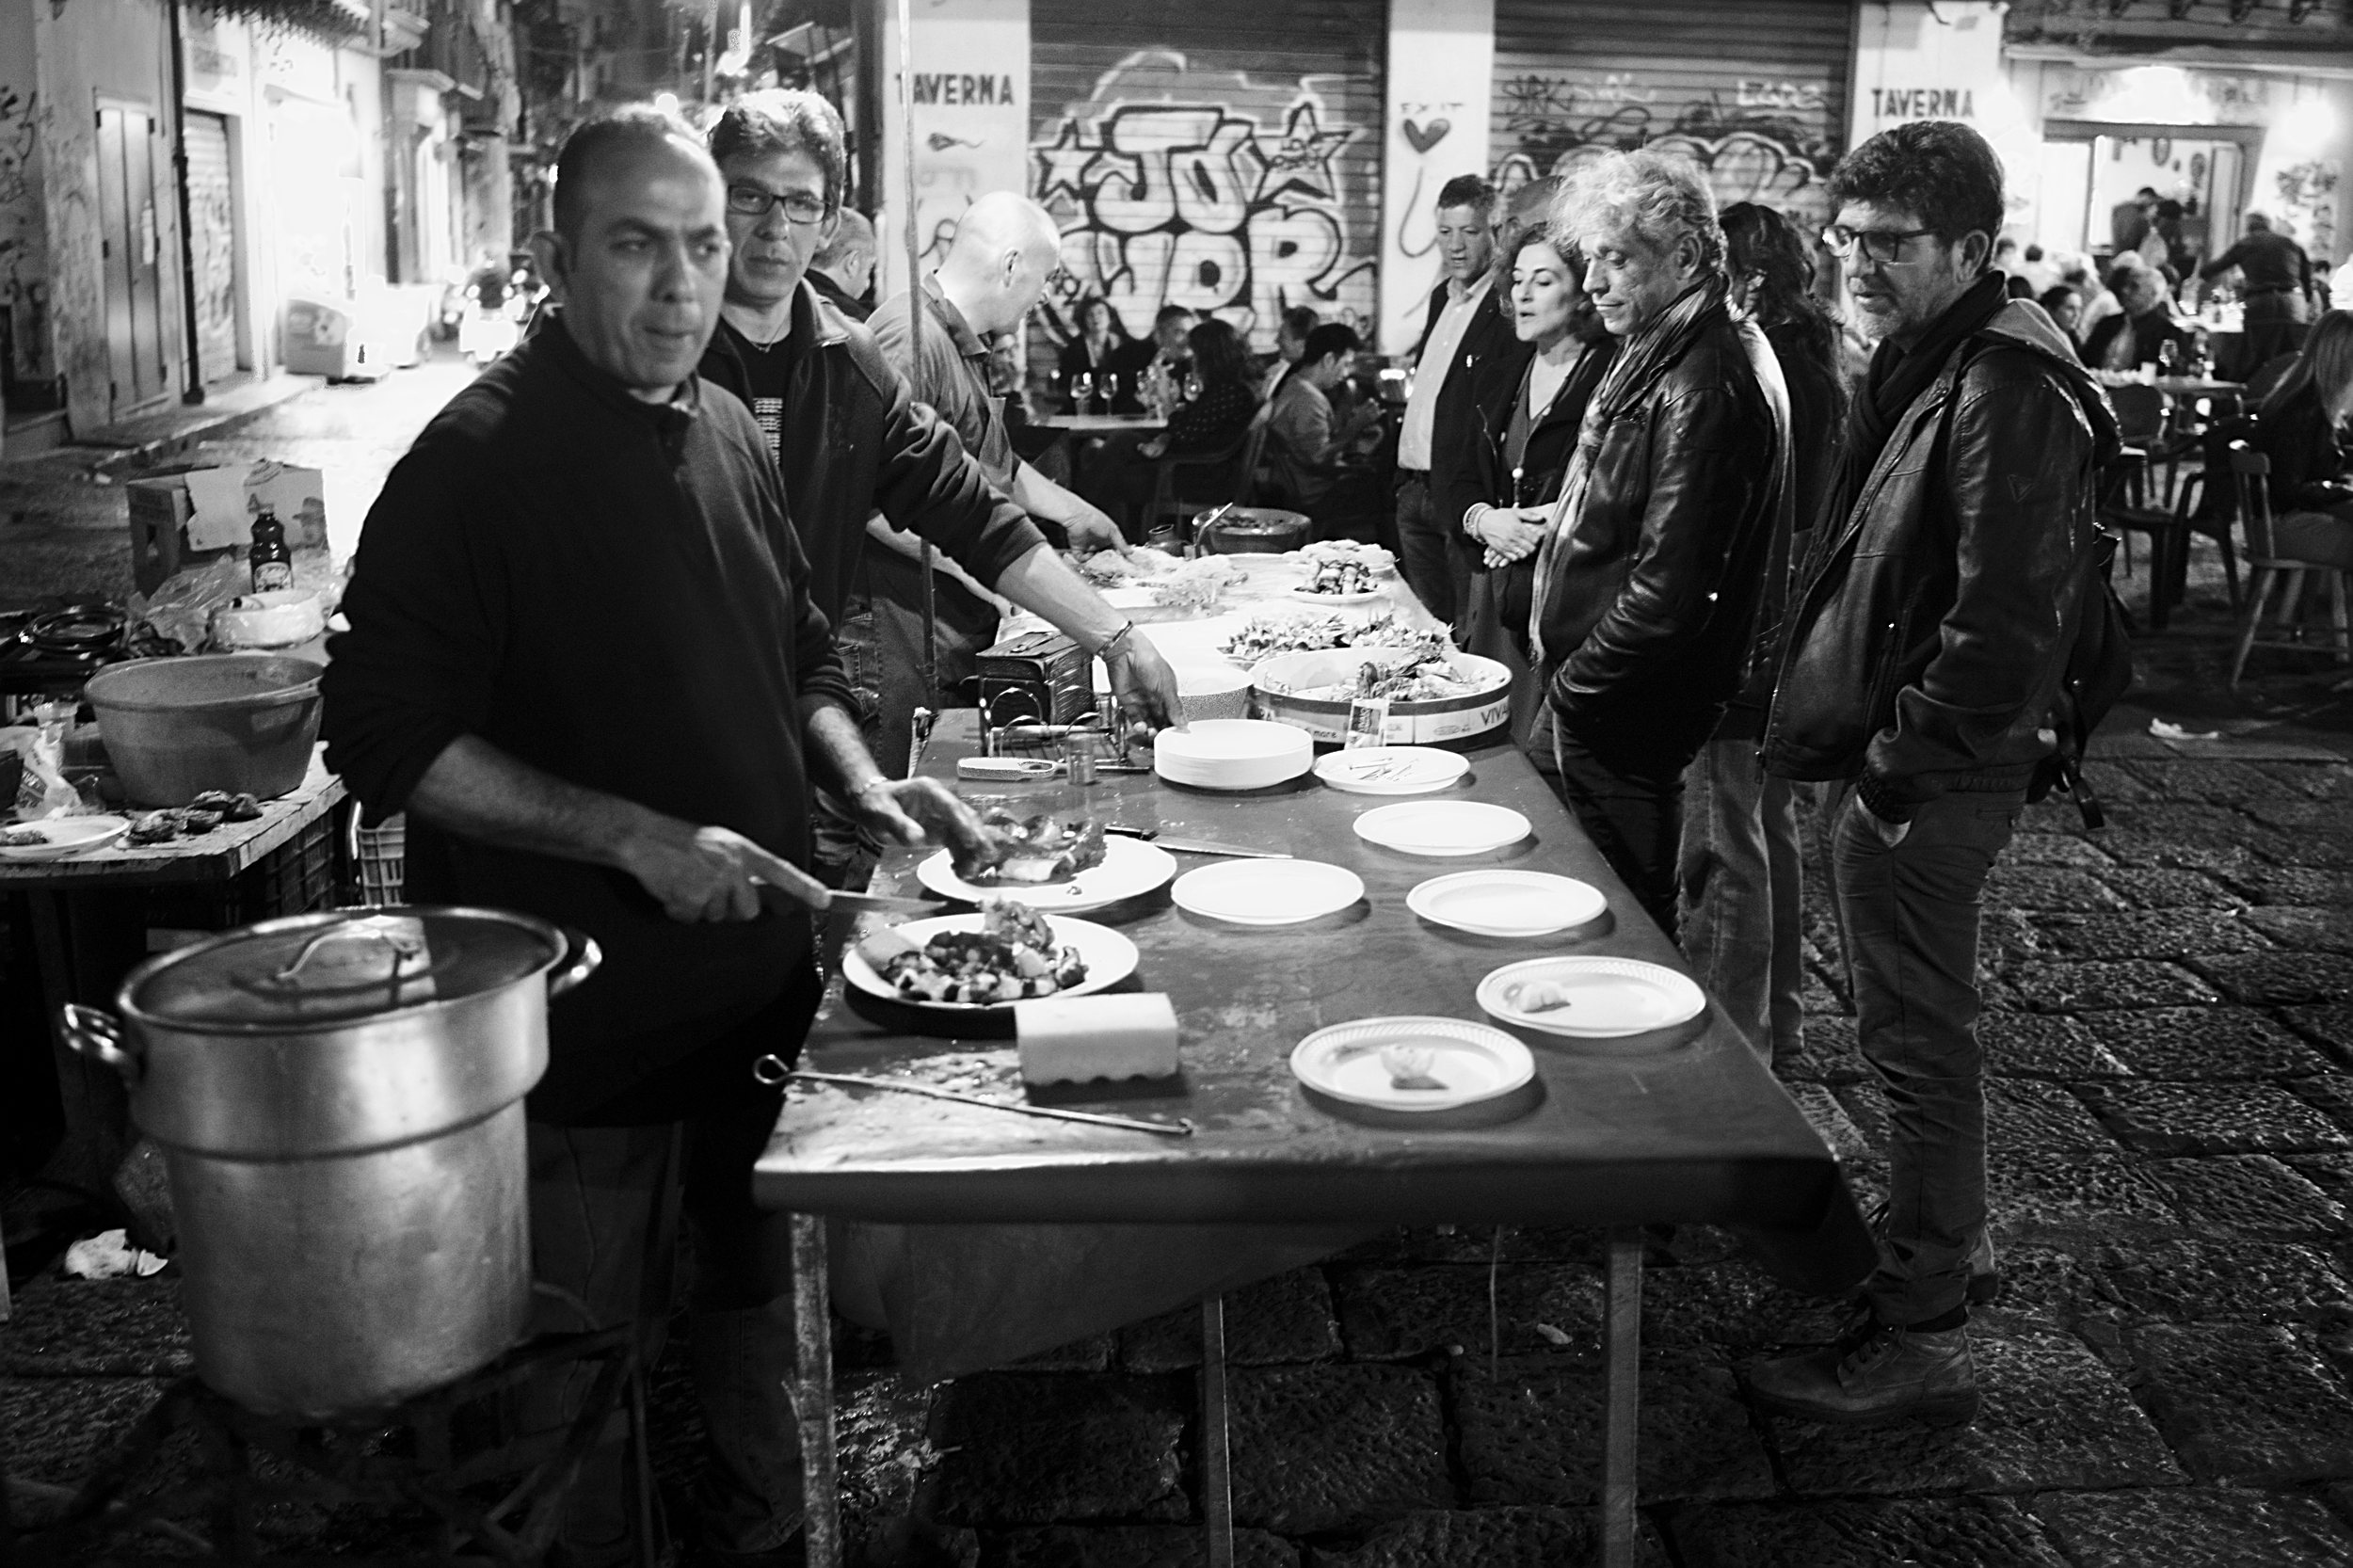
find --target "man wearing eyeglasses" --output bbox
[1754,121,2120,1430]
[696,94,1177,868]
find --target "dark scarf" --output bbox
[1822,273,2007,536]
[1529,275,1730,664]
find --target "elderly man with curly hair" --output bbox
[1527,151,1790,935]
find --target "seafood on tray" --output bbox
[856,899,1089,1004]
[952,808,1108,885]
[1254,635,1483,705]
[1219,607,1426,662]
[1297,556,1377,597]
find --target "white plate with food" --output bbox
[1352,800,1530,857]
[1286,584,1386,606]
[0,815,132,862]
[1408,871,1608,938]
[918,822,1176,912]
[843,905,1139,1009]
[1290,1016,1534,1113]
[1294,540,1397,575]
[1172,858,1364,926]
[1476,956,1706,1038]
[1313,746,1470,796]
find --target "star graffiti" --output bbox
[1251,102,1353,207]
[1033,119,1096,205]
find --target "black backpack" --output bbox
[2030,527,2134,828]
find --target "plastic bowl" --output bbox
[86,654,325,806]
[1176,667,1254,722]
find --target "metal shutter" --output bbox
[184,110,240,385]
[1490,0,1851,226]
[1028,0,1386,352]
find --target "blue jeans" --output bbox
[1677,736,1804,1064]
[1830,782,2025,1326]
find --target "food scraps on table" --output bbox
[1144,555,1247,613]
[857,899,1090,1004]
[952,808,1108,884]
[0,827,48,848]
[1261,641,1484,704]
[1503,979,1575,1014]
[123,792,263,844]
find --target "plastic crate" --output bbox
[349,810,407,908]
[143,804,349,934]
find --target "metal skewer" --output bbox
[769,1064,1195,1137]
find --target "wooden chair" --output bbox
[2228,442,2353,687]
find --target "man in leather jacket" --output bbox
[1752,120,2119,1430]
[1530,152,1788,934]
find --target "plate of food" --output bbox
[1289,1016,1534,1113]
[918,811,1176,911]
[1288,552,1386,602]
[1352,800,1530,857]
[1407,870,1606,937]
[1476,956,1706,1039]
[843,903,1139,1009]
[0,815,132,861]
[1313,745,1470,796]
[1294,539,1396,575]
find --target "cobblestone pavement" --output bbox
[9,405,2353,1563]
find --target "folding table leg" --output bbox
[791,1213,843,1568]
[1602,1227,1643,1568]
[1202,1294,1234,1568]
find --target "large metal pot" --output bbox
[62,905,599,1418]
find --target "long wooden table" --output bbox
[755,707,1873,1567]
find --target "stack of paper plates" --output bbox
[1154,719,1312,791]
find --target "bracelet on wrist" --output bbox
[1095,621,1138,662]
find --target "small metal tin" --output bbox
[1064,734,1097,785]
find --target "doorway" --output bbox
[184,109,248,387]
[94,101,173,420]
[2038,119,2262,273]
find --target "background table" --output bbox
[3,747,347,1193]
[1034,412,1166,434]
[756,711,1874,1566]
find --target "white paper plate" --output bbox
[1172,858,1364,925]
[0,815,131,862]
[1286,584,1386,605]
[1407,871,1608,938]
[842,914,1139,1011]
[1352,800,1531,856]
[1290,1016,1534,1112]
[917,834,1177,912]
[1476,956,1707,1038]
[1314,746,1471,796]
[1155,719,1313,791]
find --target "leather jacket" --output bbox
[697,280,1041,628]
[1537,308,1788,770]
[1762,300,2121,812]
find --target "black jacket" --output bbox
[1433,339,1614,648]
[1536,308,1787,770]
[1409,276,1519,498]
[1763,299,2121,814]
[2082,307,2190,373]
[2251,382,2350,510]
[697,281,1043,627]
[323,320,854,1123]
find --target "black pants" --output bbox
[1551,725,1689,939]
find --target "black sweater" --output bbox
[323,320,855,1124]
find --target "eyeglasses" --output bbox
[726,184,828,226]
[1821,224,1937,264]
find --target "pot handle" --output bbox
[59,1003,143,1091]
[548,927,601,999]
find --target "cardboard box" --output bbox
[184,462,328,552]
[128,462,329,595]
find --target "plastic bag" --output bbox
[6,704,81,819]
[130,553,249,654]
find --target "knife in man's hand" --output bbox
[744,845,937,916]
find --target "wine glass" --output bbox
[2156,340,2180,378]
[1070,371,1096,416]
[1099,372,1123,413]
[1182,371,1204,405]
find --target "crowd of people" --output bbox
[312,86,2353,1563]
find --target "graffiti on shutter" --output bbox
[1031,54,1379,353]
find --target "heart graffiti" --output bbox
[1402,118,1450,154]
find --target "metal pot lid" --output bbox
[125,905,566,1030]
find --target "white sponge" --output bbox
[1014,993,1181,1085]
